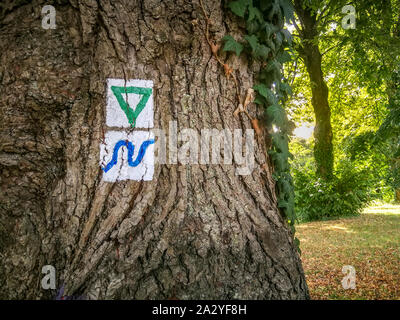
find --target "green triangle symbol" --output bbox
[111,86,152,127]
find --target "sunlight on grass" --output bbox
[363,203,400,215]
[322,224,353,233]
[296,204,400,300]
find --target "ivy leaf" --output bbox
[266,59,282,73]
[228,0,250,17]
[276,50,292,63]
[281,29,293,45]
[275,32,283,48]
[248,5,263,22]
[253,83,277,105]
[271,132,290,157]
[245,35,270,59]
[271,151,289,172]
[278,199,289,209]
[253,83,268,97]
[279,0,295,22]
[268,0,281,20]
[280,82,293,96]
[255,45,270,59]
[295,237,301,254]
[264,22,274,39]
[244,34,259,52]
[246,19,260,34]
[254,95,265,105]
[265,59,282,78]
[277,176,293,197]
[222,35,244,56]
[267,104,287,127]
[266,38,276,53]
[259,0,270,12]
[271,171,280,181]
[259,68,276,87]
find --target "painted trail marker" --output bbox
[100,130,155,182]
[101,78,155,182]
[106,78,154,128]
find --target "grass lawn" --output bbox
[296,203,400,300]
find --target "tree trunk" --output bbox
[0,0,309,299]
[395,189,400,203]
[294,0,334,180]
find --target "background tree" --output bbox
[287,0,400,220]
[291,0,348,180]
[0,0,308,299]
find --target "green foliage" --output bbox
[290,132,394,222]
[293,160,372,222]
[377,67,400,192]
[222,35,244,56]
[226,0,297,230]
[254,83,277,105]
[228,0,250,17]
[285,0,399,207]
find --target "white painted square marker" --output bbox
[106,78,154,128]
[100,130,155,182]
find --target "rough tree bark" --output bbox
[0,0,309,299]
[294,0,334,180]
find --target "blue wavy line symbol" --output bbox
[102,139,155,173]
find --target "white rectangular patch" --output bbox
[106,78,154,128]
[100,130,155,182]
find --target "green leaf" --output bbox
[248,5,263,22]
[280,82,293,96]
[253,83,277,104]
[276,50,292,64]
[275,31,283,48]
[281,29,293,45]
[244,34,259,52]
[271,132,290,156]
[254,44,271,59]
[258,68,276,86]
[266,59,282,73]
[264,22,274,39]
[224,0,297,226]
[253,95,265,105]
[222,35,244,56]
[294,237,301,254]
[266,38,276,52]
[269,0,281,18]
[246,19,260,34]
[278,199,289,209]
[253,83,268,97]
[255,44,270,58]
[245,35,270,58]
[277,176,293,196]
[271,151,289,171]
[265,59,282,78]
[228,0,249,18]
[253,83,277,105]
[279,0,295,22]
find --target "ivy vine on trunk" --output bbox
[223,0,298,232]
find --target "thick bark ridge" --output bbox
[0,0,309,299]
